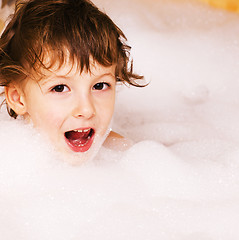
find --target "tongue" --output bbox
[66,130,91,146]
[67,131,90,140]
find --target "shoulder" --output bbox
[103,131,134,151]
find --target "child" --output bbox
[0,0,143,163]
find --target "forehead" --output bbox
[27,44,115,77]
[35,59,117,84]
[30,51,116,80]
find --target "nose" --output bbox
[72,93,95,119]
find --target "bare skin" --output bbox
[103,131,134,151]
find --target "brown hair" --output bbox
[0,0,143,118]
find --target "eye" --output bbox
[51,84,70,93]
[93,82,110,91]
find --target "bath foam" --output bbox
[1,0,239,239]
[0,126,239,239]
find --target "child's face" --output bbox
[19,61,116,162]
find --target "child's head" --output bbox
[0,0,142,161]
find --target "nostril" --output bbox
[73,108,96,119]
[72,100,96,119]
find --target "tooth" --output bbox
[72,128,91,133]
[83,128,90,132]
[74,129,82,133]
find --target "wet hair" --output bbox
[0,0,144,118]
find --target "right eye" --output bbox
[51,84,70,93]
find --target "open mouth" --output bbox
[64,128,95,152]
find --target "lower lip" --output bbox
[64,131,95,153]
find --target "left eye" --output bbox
[93,82,110,90]
[51,84,70,93]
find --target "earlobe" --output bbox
[5,85,27,116]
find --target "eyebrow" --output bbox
[39,72,115,86]
[93,72,116,80]
[39,75,66,86]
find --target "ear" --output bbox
[5,84,27,116]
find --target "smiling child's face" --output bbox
[19,60,116,162]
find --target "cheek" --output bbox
[96,95,115,124]
[28,102,65,130]
[43,108,66,130]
